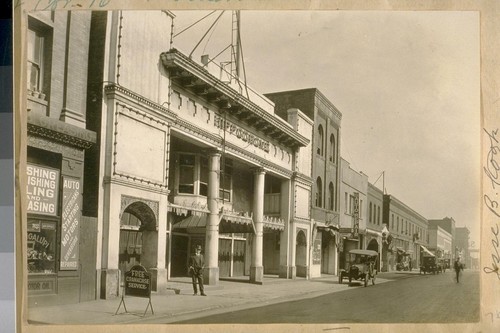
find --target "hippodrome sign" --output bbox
[124,265,151,298]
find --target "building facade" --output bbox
[26,11,97,306]
[25,10,317,305]
[338,158,368,270]
[427,225,452,262]
[428,217,456,259]
[265,88,342,277]
[383,194,428,271]
[455,227,471,266]
[366,183,385,271]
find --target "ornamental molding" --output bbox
[27,117,96,150]
[28,135,84,160]
[120,194,160,226]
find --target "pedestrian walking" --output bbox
[453,258,463,283]
[189,244,207,296]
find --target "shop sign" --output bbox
[60,177,81,270]
[352,192,360,238]
[27,164,59,216]
[124,265,151,298]
[214,114,270,153]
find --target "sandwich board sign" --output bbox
[115,264,154,317]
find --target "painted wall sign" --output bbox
[27,164,59,216]
[60,177,81,270]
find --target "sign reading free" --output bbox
[125,265,151,298]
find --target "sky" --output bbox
[170,10,481,247]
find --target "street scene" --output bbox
[27,269,480,325]
[22,7,479,330]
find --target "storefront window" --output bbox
[27,220,57,274]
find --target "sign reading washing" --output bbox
[27,164,59,216]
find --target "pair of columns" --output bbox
[204,150,265,285]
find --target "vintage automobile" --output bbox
[339,249,378,287]
[420,255,439,274]
[436,258,446,273]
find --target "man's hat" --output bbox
[196,245,202,250]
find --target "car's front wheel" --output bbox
[364,275,368,287]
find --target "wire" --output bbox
[173,10,217,38]
[189,11,226,59]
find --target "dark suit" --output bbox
[189,253,205,294]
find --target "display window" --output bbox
[27,220,57,274]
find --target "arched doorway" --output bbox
[296,230,308,277]
[118,201,157,280]
[367,238,380,271]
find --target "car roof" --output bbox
[348,249,378,256]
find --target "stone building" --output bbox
[265,88,342,277]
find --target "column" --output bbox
[279,178,293,278]
[250,167,265,284]
[60,11,91,127]
[204,149,221,285]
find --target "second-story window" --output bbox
[219,159,232,202]
[377,206,380,225]
[369,202,372,223]
[329,134,335,162]
[179,154,195,194]
[317,125,324,156]
[328,182,334,210]
[315,177,323,208]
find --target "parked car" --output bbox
[420,255,439,274]
[339,249,378,287]
[437,259,446,273]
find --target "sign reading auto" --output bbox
[27,164,59,216]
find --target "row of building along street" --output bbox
[24,10,476,308]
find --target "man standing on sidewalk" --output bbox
[454,258,463,283]
[189,245,207,296]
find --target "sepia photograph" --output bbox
[14,1,496,332]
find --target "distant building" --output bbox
[428,217,456,259]
[265,88,342,277]
[383,194,428,271]
[366,183,385,271]
[337,158,369,270]
[427,225,452,262]
[469,248,480,270]
[455,227,471,266]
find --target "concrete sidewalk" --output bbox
[26,273,403,325]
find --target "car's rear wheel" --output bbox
[364,275,368,287]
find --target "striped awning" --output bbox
[420,245,435,257]
[173,214,255,234]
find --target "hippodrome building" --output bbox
[80,11,314,300]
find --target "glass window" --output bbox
[27,29,44,92]
[27,220,57,274]
[369,203,372,223]
[317,125,324,156]
[316,177,323,207]
[328,182,334,210]
[219,159,232,202]
[200,157,208,196]
[179,154,195,194]
[377,206,380,225]
[329,134,335,162]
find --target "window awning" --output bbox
[172,214,255,234]
[420,245,435,257]
[396,247,405,253]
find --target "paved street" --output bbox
[175,270,479,324]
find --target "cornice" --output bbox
[27,113,96,150]
[161,49,310,148]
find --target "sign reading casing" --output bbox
[27,164,59,216]
[60,177,81,270]
[214,114,270,153]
